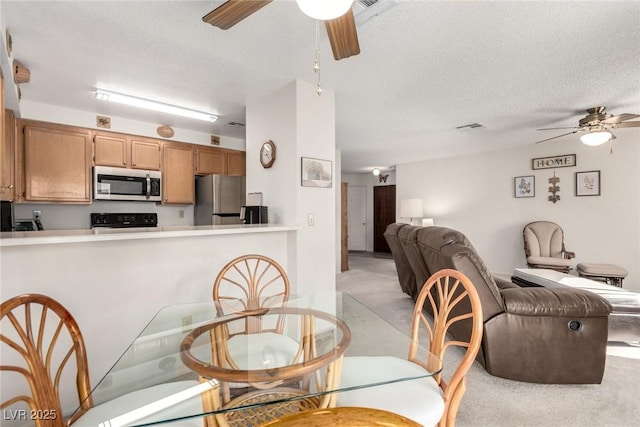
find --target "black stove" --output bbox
[91,213,158,228]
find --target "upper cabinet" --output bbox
[227,150,246,176]
[23,122,92,203]
[162,143,194,204]
[194,146,246,176]
[195,146,226,175]
[94,132,160,170]
[2,110,17,201]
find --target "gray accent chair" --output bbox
[523,221,575,273]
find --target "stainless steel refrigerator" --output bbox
[194,175,246,225]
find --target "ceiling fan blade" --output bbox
[601,113,640,124]
[537,126,581,131]
[534,131,580,144]
[613,121,640,128]
[325,10,360,61]
[202,0,273,29]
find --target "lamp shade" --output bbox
[580,131,612,146]
[399,199,423,219]
[296,0,354,20]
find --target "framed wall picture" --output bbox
[301,157,332,188]
[576,170,600,196]
[514,175,535,198]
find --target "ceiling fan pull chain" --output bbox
[315,20,322,96]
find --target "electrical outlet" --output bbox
[179,209,185,218]
[308,213,314,226]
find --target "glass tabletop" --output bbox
[71,292,441,426]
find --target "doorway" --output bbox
[373,185,396,253]
[347,185,367,251]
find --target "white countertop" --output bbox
[0,224,300,247]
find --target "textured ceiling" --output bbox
[2,1,639,173]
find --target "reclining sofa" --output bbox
[384,223,612,384]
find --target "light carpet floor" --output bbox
[336,252,640,427]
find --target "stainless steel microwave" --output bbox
[93,166,162,202]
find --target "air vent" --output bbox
[353,0,398,27]
[455,123,485,131]
[227,121,245,127]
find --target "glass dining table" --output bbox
[70,292,441,426]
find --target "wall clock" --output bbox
[260,140,276,168]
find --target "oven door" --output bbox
[94,166,162,201]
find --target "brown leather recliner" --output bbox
[383,223,417,299]
[386,224,612,384]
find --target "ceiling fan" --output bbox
[535,106,640,146]
[202,0,360,61]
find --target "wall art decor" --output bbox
[576,170,600,196]
[514,176,535,198]
[301,157,332,188]
[548,172,560,203]
[532,154,576,170]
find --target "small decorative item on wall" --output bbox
[156,125,175,138]
[379,173,389,183]
[301,157,332,188]
[210,135,220,145]
[548,172,560,203]
[532,154,576,170]
[96,115,111,129]
[576,170,600,196]
[514,176,535,198]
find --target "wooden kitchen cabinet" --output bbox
[195,146,226,175]
[162,143,194,204]
[2,109,16,201]
[23,122,92,203]
[94,132,160,170]
[227,150,246,176]
[130,138,161,170]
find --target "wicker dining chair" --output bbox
[336,269,484,427]
[213,254,291,334]
[211,255,301,404]
[1,293,204,427]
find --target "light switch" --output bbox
[308,213,314,226]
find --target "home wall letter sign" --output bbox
[532,154,576,170]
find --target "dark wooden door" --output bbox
[374,185,396,253]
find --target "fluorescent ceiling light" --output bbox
[95,88,218,122]
[580,130,611,146]
[296,0,354,20]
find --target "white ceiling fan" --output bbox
[535,106,640,148]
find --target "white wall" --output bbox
[396,132,640,292]
[342,171,396,252]
[246,80,336,296]
[19,101,245,150]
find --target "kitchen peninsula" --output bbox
[0,224,299,384]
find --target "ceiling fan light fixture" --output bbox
[580,130,612,146]
[296,0,354,20]
[95,88,218,122]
